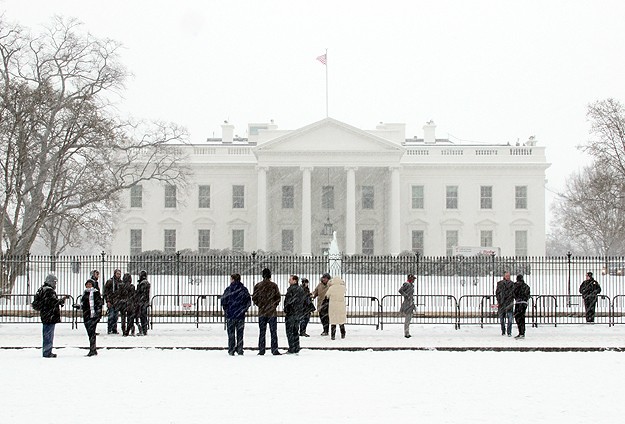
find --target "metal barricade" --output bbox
[532,294,612,327]
[0,293,75,327]
[380,294,458,329]
[457,295,497,328]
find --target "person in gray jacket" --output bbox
[399,274,416,338]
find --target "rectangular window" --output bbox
[198,185,211,208]
[411,185,424,209]
[480,186,492,209]
[130,185,142,208]
[515,186,528,209]
[411,230,424,256]
[515,230,528,256]
[130,229,142,256]
[232,229,245,252]
[480,230,493,247]
[362,230,374,255]
[362,186,374,209]
[322,186,334,210]
[446,186,458,209]
[164,185,177,208]
[446,230,458,256]
[232,185,245,209]
[198,230,210,255]
[164,229,176,254]
[282,185,294,209]
[281,229,294,253]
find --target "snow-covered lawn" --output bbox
[2,323,624,423]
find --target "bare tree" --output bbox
[552,164,625,256]
[0,17,189,292]
[40,200,113,257]
[582,98,625,181]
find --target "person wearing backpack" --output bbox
[32,274,66,358]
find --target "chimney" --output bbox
[221,121,234,143]
[423,120,436,144]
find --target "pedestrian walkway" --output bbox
[2,322,624,352]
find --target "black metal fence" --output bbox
[2,252,625,329]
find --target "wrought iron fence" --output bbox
[2,252,625,329]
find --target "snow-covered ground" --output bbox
[2,323,625,423]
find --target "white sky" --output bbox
[2,0,624,230]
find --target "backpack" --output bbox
[31,287,46,311]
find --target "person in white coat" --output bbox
[325,277,347,340]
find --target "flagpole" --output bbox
[325,48,329,117]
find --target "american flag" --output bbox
[316,53,327,65]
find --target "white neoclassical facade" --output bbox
[111,118,549,256]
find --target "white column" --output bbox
[256,166,268,251]
[345,167,357,255]
[390,166,401,254]
[301,167,312,255]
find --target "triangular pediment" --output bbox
[158,217,183,226]
[255,118,403,153]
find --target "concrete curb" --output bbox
[3,346,625,352]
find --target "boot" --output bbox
[331,325,336,340]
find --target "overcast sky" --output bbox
[2,0,624,230]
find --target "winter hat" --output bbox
[45,274,57,289]
[407,274,416,282]
[262,268,271,279]
[516,274,524,283]
[139,270,148,280]
[587,271,593,278]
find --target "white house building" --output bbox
[111,118,549,257]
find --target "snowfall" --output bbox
[2,321,625,424]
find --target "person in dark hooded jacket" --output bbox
[579,271,602,323]
[81,279,103,356]
[135,270,151,336]
[221,273,251,355]
[284,274,306,354]
[513,274,531,339]
[103,269,122,334]
[33,274,66,358]
[121,273,136,336]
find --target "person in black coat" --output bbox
[284,274,306,354]
[136,270,151,336]
[121,273,136,336]
[81,279,103,356]
[221,273,252,355]
[299,278,315,337]
[33,274,66,358]
[513,274,531,339]
[495,272,515,337]
[579,271,602,323]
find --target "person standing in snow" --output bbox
[32,274,66,358]
[579,271,601,323]
[103,269,122,334]
[136,270,151,335]
[252,268,282,355]
[513,274,531,339]
[312,273,331,336]
[325,277,347,340]
[221,273,251,355]
[121,273,136,336]
[399,274,416,338]
[495,271,515,337]
[299,278,315,337]
[81,279,103,356]
[283,274,306,354]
